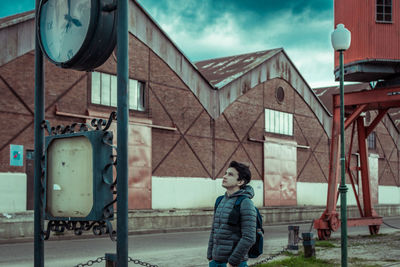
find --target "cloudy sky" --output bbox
[1,0,337,88]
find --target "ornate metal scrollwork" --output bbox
[91,111,117,131]
[44,220,116,241]
[40,112,118,241]
[41,111,117,135]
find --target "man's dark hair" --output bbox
[229,161,251,188]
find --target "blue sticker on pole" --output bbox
[10,144,24,166]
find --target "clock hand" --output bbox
[67,0,71,17]
[64,0,81,29]
[64,14,81,29]
[65,0,72,32]
[71,18,82,27]
[64,15,72,32]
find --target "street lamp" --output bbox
[331,23,351,267]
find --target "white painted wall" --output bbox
[152,177,264,209]
[152,176,400,209]
[379,186,400,204]
[297,182,364,206]
[369,153,379,204]
[0,173,26,212]
[297,182,327,206]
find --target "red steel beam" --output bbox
[345,122,364,217]
[333,86,400,107]
[326,101,341,215]
[357,117,374,217]
[366,109,388,137]
[345,104,367,129]
[347,217,382,227]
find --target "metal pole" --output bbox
[34,0,44,266]
[116,0,129,266]
[339,50,348,267]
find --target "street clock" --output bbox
[37,0,117,71]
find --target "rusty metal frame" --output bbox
[314,86,400,239]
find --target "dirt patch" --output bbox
[316,231,400,266]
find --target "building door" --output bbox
[264,137,297,206]
[25,150,35,210]
[127,122,152,209]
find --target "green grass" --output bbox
[254,254,386,267]
[254,253,335,267]
[315,240,336,248]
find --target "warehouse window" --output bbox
[265,109,293,136]
[367,132,376,150]
[91,72,145,111]
[376,0,392,23]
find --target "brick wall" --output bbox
[0,34,399,191]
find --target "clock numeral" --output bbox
[67,49,74,60]
[47,21,53,30]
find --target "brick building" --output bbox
[0,0,399,213]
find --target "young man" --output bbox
[207,161,257,267]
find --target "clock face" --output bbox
[39,0,91,64]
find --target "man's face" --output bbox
[222,167,242,190]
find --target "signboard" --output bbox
[45,130,114,221]
[10,144,23,166]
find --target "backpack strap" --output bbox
[214,195,224,212]
[228,195,248,226]
[234,195,248,207]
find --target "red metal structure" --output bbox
[314,0,400,240]
[334,0,400,82]
[314,85,400,240]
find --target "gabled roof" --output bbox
[193,48,333,135]
[0,11,35,67]
[195,49,281,88]
[128,1,332,128]
[0,10,34,29]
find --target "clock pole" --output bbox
[34,0,45,265]
[116,0,129,266]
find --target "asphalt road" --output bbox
[0,216,399,267]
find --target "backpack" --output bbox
[214,195,264,258]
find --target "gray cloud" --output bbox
[136,0,336,87]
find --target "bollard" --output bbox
[302,232,315,258]
[105,253,117,267]
[287,225,299,254]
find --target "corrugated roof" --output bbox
[195,49,281,89]
[0,11,34,30]
[313,83,400,131]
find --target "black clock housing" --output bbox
[37,0,117,71]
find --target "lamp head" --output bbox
[331,24,351,51]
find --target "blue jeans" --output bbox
[209,260,248,267]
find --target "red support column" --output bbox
[356,117,373,217]
[314,97,341,240]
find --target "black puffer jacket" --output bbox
[207,185,257,266]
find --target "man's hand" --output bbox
[227,263,236,267]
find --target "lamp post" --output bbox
[331,23,351,267]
